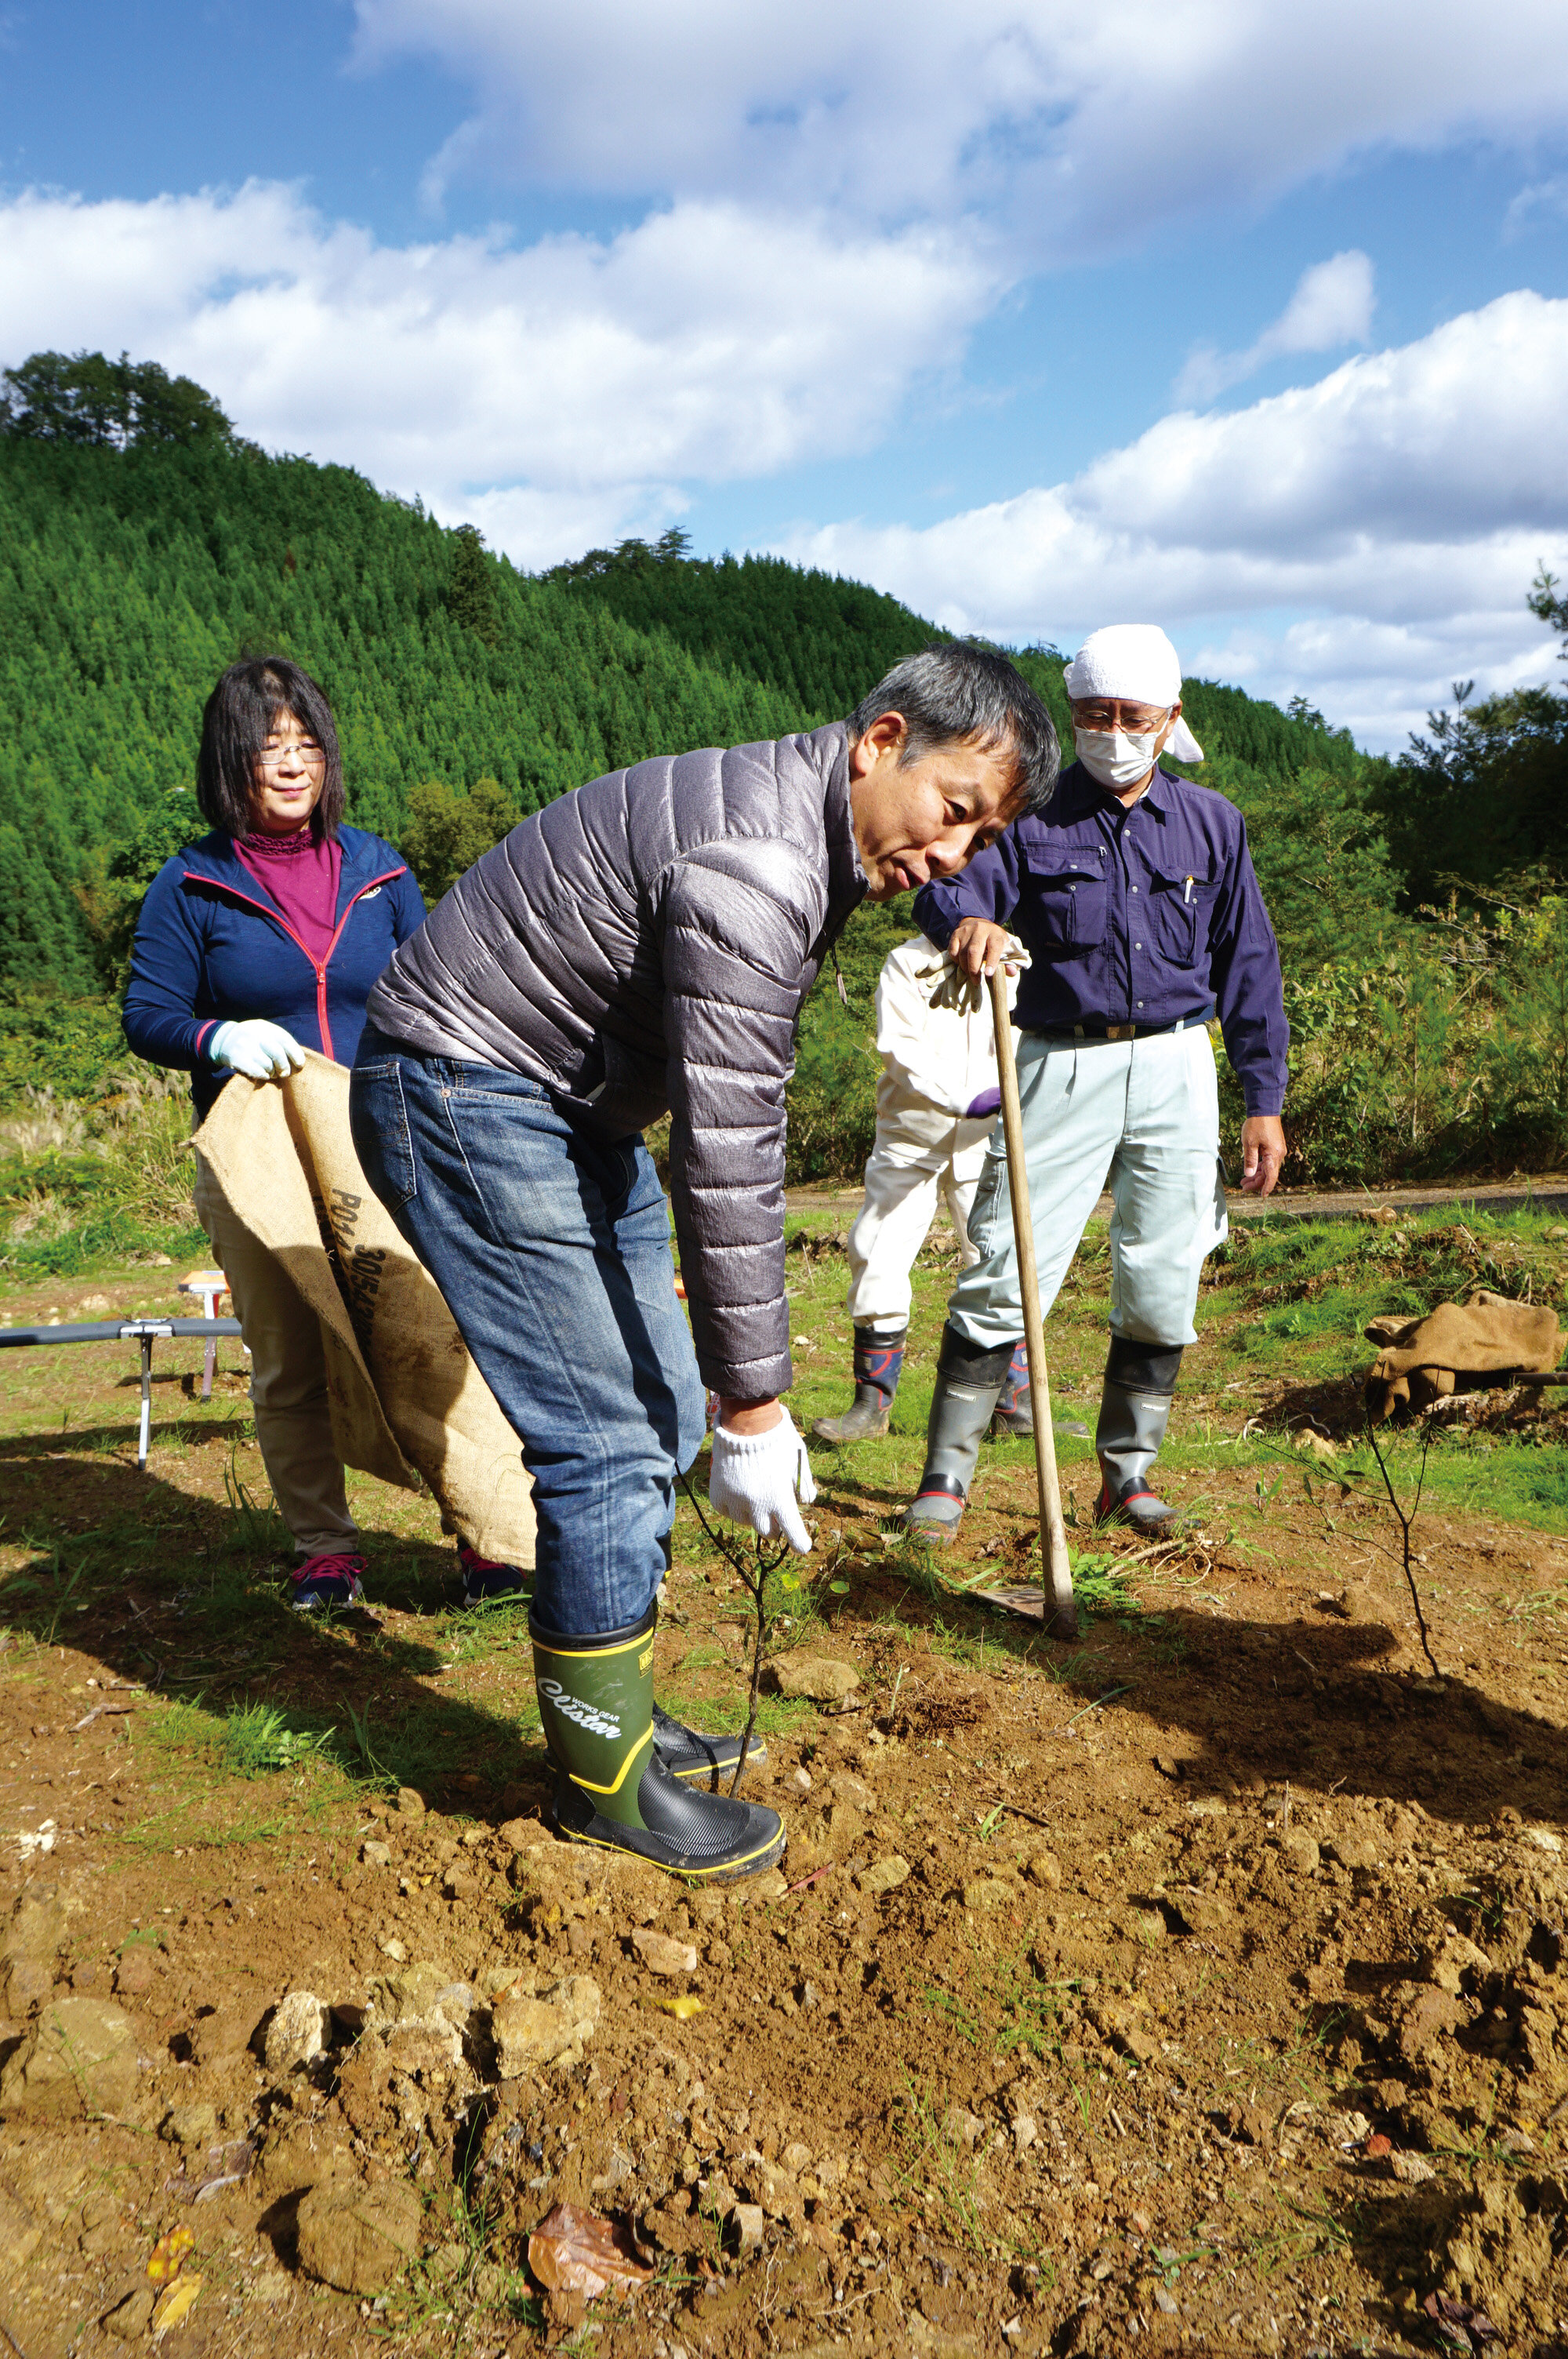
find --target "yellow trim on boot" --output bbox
[557,1821,787,1881]
[534,1628,650,1663]
[565,1724,655,1798]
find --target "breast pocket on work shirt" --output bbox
[1022,846,1110,953]
[1148,868,1221,966]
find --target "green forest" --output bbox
[2,347,1568,1230]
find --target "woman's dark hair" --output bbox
[195,656,345,839]
[847,642,1059,815]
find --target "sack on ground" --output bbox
[1364,1289,1561,1422]
[195,1052,535,1567]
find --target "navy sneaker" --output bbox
[290,1551,368,1610]
[457,1542,529,1607]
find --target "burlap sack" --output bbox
[195,1052,535,1567]
[1364,1288,1562,1422]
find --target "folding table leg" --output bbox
[139,1335,154,1471]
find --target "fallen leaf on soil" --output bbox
[151,2274,201,2336]
[1422,2290,1502,2349]
[147,2226,194,2282]
[1363,2132,1392,2158]
[528,2202,653,2319]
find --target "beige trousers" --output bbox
[192,1149,357,1558]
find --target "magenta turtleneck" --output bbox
[233,826,343,966]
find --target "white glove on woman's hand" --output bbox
[209,1020,307,1081]
[708,1410,818,1554]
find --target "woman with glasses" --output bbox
[124,655,524,1611]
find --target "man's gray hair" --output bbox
[847,642,1058,815]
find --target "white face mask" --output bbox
[1073,725,1166,789]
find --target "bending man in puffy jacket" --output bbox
[811,936,1022,1445]
[350,644,1057,1881]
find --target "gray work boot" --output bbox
[1093,1336,1185,1535]
[812,1324,906,1445]
[989,1338,1033,1437]
[902,1325,1014,1543]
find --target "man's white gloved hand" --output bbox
[209,1020,307,1081]
[708,1410,817,1554]
[914,935,1031,1014]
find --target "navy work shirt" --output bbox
[914,761,1288,1117]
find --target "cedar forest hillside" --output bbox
[2,349,1567,1198]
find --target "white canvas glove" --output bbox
[708,1410,817,1554]
[913,936,1031,1014]
[209,1020,307,1081]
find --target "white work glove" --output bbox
[708,1410,818,1554]
[914,936,1031,1015]
[209,1020,307,1081]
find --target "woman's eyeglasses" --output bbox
[258,739,325,769]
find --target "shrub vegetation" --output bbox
[3,348,1567,1240]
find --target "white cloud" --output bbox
[1505,174,1568,233]
[353,0,1568,264]
[1176,251,1374,404]
[779,292,1568,749]
[0,184,995,565]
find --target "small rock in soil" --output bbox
[1279,1832,1320,1873]
[161,2103,218,2148]
[0,1997,137,2117]
[768,1656,859,1702]
[855,1856,909,1896]
[943,2105,985,2150]
[103,2288,155,2339]
[263,1990,329,2074]
[361,1841,391,1868]
[1027,1851,1062,1887]
[0,2183,40,2271]
[632,1930,697,1976]
[112,1950,154,1999]
[1327,1836,1380,1870]
[730,2202,764,2254]
[493,1975,601,2074]
[1,1885,64,1966]
[296,2179,422,2296]
[395,1786,425,1818]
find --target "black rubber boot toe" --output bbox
[552,1749,785,1881]
[652,1703,767,1786]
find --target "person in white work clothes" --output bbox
[811,937,1027,1445]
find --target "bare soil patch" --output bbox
[1,1258,1567,2357]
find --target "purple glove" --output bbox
[966,1086,1001,1119]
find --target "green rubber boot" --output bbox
[531,1601,785,1881]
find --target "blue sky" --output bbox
[4,0,1567,745]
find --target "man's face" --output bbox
[849,715,1025,901]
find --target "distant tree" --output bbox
[446,525,501,645]
[1376,576,1568,906]
[0,350,235,449]
[399,777,521,904]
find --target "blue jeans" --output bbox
[349,1026,707,1634]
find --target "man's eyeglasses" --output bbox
[258,739,325,769]
[1072,703,1171,733]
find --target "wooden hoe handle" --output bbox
[989,965,1078,1641]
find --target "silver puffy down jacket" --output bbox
[365,723,865,1400]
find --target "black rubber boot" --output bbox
[1093,1336,1185,1534]
[902,1325,1014,1543]
[811,1324,906,1444]
[652,1705,766,1787]
[989,1338,1033,1437]
[531,1602,785,1880]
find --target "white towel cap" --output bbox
[1064,624,1203,764]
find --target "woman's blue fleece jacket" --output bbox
[123,825,427,1121]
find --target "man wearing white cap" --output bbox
[904,624,1287,1539]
